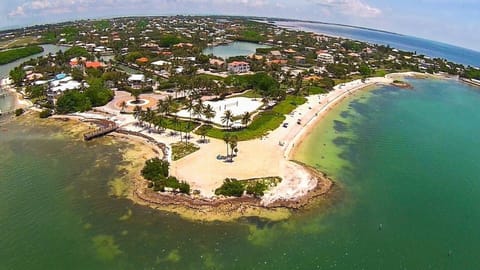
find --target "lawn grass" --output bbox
[236,89,262,98]
[197,95,307,141]
[305,86,327,95]
[161,118,200,132]
[171,142,200,161]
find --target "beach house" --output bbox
[228,61,250,74]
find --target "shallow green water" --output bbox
[1,79,480,269]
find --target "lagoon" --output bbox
[203,41,270,59]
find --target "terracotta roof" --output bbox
[85,61,104,69]
[136,57,149,63]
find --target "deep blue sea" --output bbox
[275,21,480,68]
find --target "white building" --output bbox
[47,76,83,104]
[228,61,250,74]
[317,53,334,64]
[128,74,146,89]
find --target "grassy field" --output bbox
[171,142,200,161]
[161,118,200,132]
[197,95,307,141]
[0,36,39,49]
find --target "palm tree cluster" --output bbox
[184,97,216,123]
[222,133,239,162]
[172,75,227,99]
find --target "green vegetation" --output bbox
[199,95,306,141]
[159,34,183,47]
[41,32,57,43]
[9,66,26,86]
[141,158,169,180]
[64,46,91,59]
[55,78,112,113]
[237,29,265,43]
[161,118,199,132]
[39,109,53,118]
[94,20,111,30]
[171,142,200,161]
[14,108,24,117]
[62,26,79,42]
[56,91,92,114]
[215,177,281,197]
[0,45,43,65]
[141,158,190,194]
[464,68,480,80]
[215,178,245,197]
[84,78,114,107]
[305,86,326,95]
[25,85,45,99]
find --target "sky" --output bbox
[0,0,479,52]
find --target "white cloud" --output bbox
[315,0,381,18]
[8,6,25,17]
[7,0,269,18]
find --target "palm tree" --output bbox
[133,105,142,124]
[203,104,216,123]
[120,101,127,113]
[223,133,231,160]
[185,98,195,121]
[241,111,251,128]
[229,135,238,160]
[197,125,208,143]
[193,99,205,120]
[221,110,233,130]
[131,88,141,103]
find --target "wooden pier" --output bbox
[83,123,118,141]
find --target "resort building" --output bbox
[228,61,250,74]
[317,53,334,64]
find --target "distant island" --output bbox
[1,15,479,221]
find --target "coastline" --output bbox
[7,71,453,222]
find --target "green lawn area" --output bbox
[171,142,200,161]
[197,74,226,81]
[372,69,387,77]
[197,95,307,141]
[236,89,262,98]
[305,86,327,95]
[161,118,200,132]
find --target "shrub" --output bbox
[39,109,53,118]
[246,182,268,197]
[215,178,245,197]
[141,158,169,181]
[15,108,24,116]
[142,159,190,194]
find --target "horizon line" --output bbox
[1,13,479,54]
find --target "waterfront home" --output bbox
[209,59,225,69]
[47,76,83,104]
[228,61,250,74]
